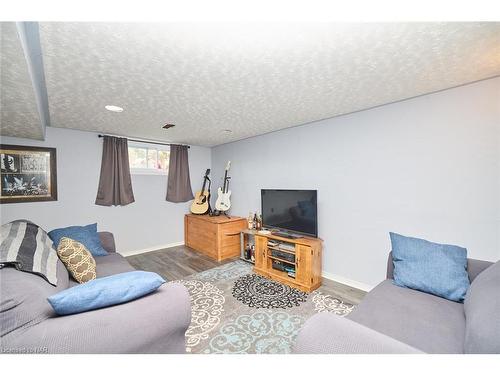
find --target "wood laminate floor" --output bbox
[127,245,367,305]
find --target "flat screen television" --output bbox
[261,189,318,238]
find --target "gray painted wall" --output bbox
[0,127,211,255]
[1,78,498,288]
[211,77,500,289]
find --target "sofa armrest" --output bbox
[293,312,422,354]
[98,231,116,253]
[387,251,394,279]
[2,283,191,354]
[467,259,494,282]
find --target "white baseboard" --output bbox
[322,271,374,292]
[119,241,185,257]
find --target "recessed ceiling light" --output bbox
[105,105,124,112]
[162,123,175,129]
[221,129,232,134]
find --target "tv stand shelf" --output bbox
[267,255,296,266]
[252,231,323,293]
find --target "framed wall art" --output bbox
[0,145,57,204]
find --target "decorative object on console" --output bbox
[56,237,96,283]
[0,144,57,204]
[0,220,58,285]
[214,161,232,216]
[240,229,256,264]
[256,214,262,230]
[48,223,108,257]
[166,144,194,202]
[95,136,135,206]
[190,168,212,214]
[390,232,470,302]
[244,244,253,260]
[47,271,166,315]
[247,212,254,229]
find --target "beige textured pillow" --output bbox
[57,237,96,283]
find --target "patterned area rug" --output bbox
[232,273,308,309]
[175,260,355,354]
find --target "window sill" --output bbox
[130,169,168,176]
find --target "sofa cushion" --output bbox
[390,232,469,302]
[48,271,165,315]
[464,261,500,353]
[96,253,135,277]
[347,280,466,353]
[57,237,96,283]
[294,312,422,354]
[98,232,116,253]
[67,253,135,287]
[0,259,69,337]
[48,223,108,257]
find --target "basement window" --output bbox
[128,142,170,175]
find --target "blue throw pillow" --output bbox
[390,232,470,302]
[48,223,108,256]
[47,271,166,315]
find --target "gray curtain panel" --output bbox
[95,136,135,206]
[166,145,194,202]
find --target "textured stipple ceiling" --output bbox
[13,23,500,146]
[1,22,44,140]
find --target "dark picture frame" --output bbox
[0,145,57,204]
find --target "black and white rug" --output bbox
[174,260,356,354]
[232,273,308,309]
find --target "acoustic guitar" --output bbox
[215,161,231,212]
[190,168,211,214]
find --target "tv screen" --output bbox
[261,189,318,237]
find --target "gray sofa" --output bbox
[0,232,191,354]
[294,253,499,354]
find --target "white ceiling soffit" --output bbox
[0,22,45,140]
[38,22,500,147]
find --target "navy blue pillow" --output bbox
[390,232,470,302]
[48,223,108,257]
[48,271,165,315]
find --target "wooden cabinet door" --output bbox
[218,220,246,260]
[185,216,217,257]
[296,244,313,286]
[254,236,267,271]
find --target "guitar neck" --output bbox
[222,171,228,192]
[200,177,208,193]
[199,169,210,193]
[222,161,231,193]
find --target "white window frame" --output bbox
[128,141,170,176]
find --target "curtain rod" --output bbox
[97,134,190,148]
